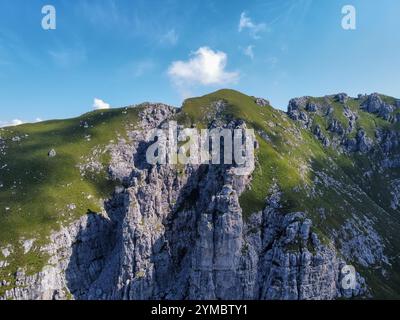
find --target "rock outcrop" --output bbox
[361,93,395,121]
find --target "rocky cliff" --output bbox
[1,89,399,300]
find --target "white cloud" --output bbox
[0,118,47,128]
[243,45,255,59]
[93,98,111,110]
[168,47,239,87]
[0,119,24,128]
[160,29,179,46]
[0,118,44,128]
[238,12,267,39]
[10,119,23,126]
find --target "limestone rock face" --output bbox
[361,93,395,121]
[335,93,349,104]
[254,97,270,107]
[288,97,313,129]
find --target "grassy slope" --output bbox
[0,106,141,292]
[1,89,400,298]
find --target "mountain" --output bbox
[0,89,400,300]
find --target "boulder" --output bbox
[48,149,57,157]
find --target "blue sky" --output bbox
[0,0,399,125]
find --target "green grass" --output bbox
[0,105,141,282]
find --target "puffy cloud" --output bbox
[168,47,239,87]
[93,98,111,110]
[238,12,266,39]
[243,45,255,59]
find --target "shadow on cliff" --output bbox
[64,160,230,300]
[140,164,230,299]
[65,195,127,299]
[65,139,156,299]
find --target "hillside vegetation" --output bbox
[1,89,400,298]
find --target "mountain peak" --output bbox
[2,89,400,299]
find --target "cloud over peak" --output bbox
[168,47,239,87]
[93,98,111,110]
[0,119,24,128]
[0,118,43,128]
